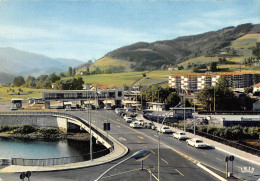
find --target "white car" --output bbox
[136,119,145,125]
[130,121,142,128]
[143,122,153,129]
[157,126,172,133]
[124,116,133,123]
[173,132,188,140]
[186,138,208,148]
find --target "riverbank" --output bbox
[0,124,90,141]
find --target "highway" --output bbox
[0,109,259,181]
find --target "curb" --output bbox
[197,163,227,181]
[215,147,260,166]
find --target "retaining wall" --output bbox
[0,115,67,130]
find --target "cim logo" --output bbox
[240,166,255,173]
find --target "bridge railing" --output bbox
[0,111,115,165]
[11,147,112,166]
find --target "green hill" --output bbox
[91,23,259,71]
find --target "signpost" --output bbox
[225,156,229,178]
[229,155,235,176]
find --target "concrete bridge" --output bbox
[0,112,128,172]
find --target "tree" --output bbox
[210,62,218,72]
[73,68,76,76]
[48,73,61,83]
[13,76,25,87]
[25,76,36,88]
[68,67,73,76]
[252,42,260,61]
[141,85,180,106]
[61,77,84,90]
[166,92,181,107]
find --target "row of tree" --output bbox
[140,76,255,112]
[13,73,84,90]
[197,77,255,111]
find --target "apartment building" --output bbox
[169,73,260,92]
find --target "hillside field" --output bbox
[0,86,48,102]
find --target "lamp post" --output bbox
[95,149,150,181]
[193,98,196,136]
[88,91,92,161]
[145,108,174,181]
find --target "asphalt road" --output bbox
[0,109,259,181]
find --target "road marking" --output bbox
[102,168,140,179]
[137,140,141,143]
[154,134,158,137]
[96,114,201,166]
[144,145,148,149]
[236,166,241,169]
[201,151,207,155]
[116,125,121,128]
[147,169,159,181]
[161,158,168,164]
[175,169,184,176]
[118,137,126,141]
[150,150,156,155]
[138,136,144,140]
[216,157,222,161]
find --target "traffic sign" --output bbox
[20,172,25,180]
[229,155,234,161]
[25,171,31,178]
[225,156,229,162]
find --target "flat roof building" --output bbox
[169,73,260,93]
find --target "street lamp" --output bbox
[95,149,151,181]
[145,108,175,181]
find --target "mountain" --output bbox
[93,23,259,71]
[0,47,83,78]
[0,72,15,84]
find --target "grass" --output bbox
[91,57,134,72]
[178,56,219,68]
[0,86,48,102]
[69,69,193,88]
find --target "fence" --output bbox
[12,147,112,166]
[0,111,114,166]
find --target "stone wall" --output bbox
[0,115,59,128]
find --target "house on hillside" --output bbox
[168,66,179,71]
[253,82,260,96]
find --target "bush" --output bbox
[0,125,18,132]
[17,125,36,134]
[38,127,62,139]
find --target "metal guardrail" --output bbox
[0,111,114,166]
[12,147,112,166]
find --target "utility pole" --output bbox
[89,91,92,161]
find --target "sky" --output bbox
[0,0,259,62]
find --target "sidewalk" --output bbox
[0,134,128,173]
[139,114,260,166]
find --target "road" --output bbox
[0,109,259,181]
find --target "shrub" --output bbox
[17,125,36,134]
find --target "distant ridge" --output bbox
[0,47,83,79]
[92,23,259,71]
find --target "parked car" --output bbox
[173,132,188,140]
[157,126,172,133]
[186,138,208,148]
[143,122,153,129]
[130,121,143,128]
[115,108,126,115]
[124,116,133,123]
[136,119,145,126]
